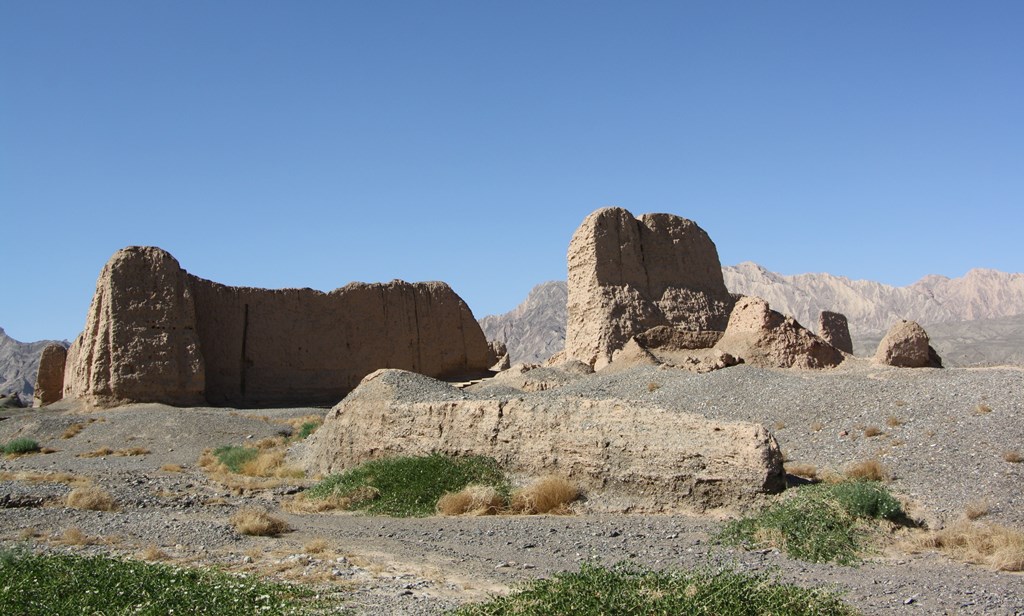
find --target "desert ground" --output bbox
[2,359,1023,615]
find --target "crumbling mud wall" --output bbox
[64,247,492,408]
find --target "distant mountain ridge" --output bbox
[722,263,1024,337]
[479,266,1024,365]
[0,328,69,401]
[479,281,568,364]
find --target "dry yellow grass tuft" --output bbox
[284,486,379,514]
[843,458,891,482]
[230,507,291,536]
[437,485,505,516]
[160,463,184,473]
[240,449,303,478]
[772,421,786,430]
[57,527,98,546]
[0,470,89,486]
[79,446,150,458]
[863,426,883,437]
[1002,451,1023,464]
[197,447,304,491]
[510,475,579,514]
[61,421,90,439]
[964,500,991,521]
[886,416,904,428]
[114,447,150,457]
[66,485,118,511]
[304,538,329,554]
[783,463,818,480]
[647,382,660,392]
[138,545,170,561]
[809,421,824,432]
[910,521,1024,571]
[974,402,993,414]
[78,447,115,458]
[285,414,323,432]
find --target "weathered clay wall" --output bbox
[63,247,206,407]
[304,369,786,513]
[33,343,68,407]
[565,207,736,369]
[64,246,493,408]
[190,277,492,407]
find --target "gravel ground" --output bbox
[2,360,1023,615]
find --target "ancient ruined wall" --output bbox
[63,247,206,407]
[63,246,492,408]
[304,369,786,513]
[33,343,68,407]
[190,278,491,407]
[565,207,736,369]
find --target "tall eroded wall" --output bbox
[565,207,736,369]
[64,246,492,408]
[191,278,491,406]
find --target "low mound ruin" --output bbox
[62,247,493,408]
[304,369,786,513]
[715,297,844,369]
[875,320,943,368]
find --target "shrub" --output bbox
[863,426,883,437]
[304,453,508,517]
[784,463,818,480]
[911,520,1024,571]
[58,527,97,546]
[0,550,319,614]
[974,402,993,414]
[843,458,890,481]
[296,421,320,440]
[885,416,904,427]
[510,475,580,514]
[66,485,117,511]
[78,447,114,458]
[451,562,858,616]
[717,480,904,565]
[61,423,88,439]
[138,545,170,561]
[1002,451,1023,464]
[230,508,291,537]
[964,500,991,521]
[212,445,259,473]
[437,485,505,515]
[2,438,40,455]
[303,538,329,554]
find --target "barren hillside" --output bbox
[0,328,68,400]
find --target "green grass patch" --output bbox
[451,562,858,615]
[296,421,319,440]
[305,453,509,517]
[717,480,904,565]
[0,548,331,615]
[2,437,40,455]
[213,445,259,473]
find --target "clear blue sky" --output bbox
[2,1,1022,342]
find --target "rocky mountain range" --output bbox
[478,281,568,364]
[722,263,1024,337]
[0,328,68,401]
[480,265,1024,366]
